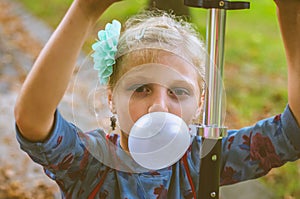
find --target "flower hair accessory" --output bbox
[92,20,121,85]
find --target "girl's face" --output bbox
[111,51,203,136]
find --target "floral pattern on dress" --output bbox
[153,184,168,199]
[227,136,235,150]
[220,166,241,185]
[273,114,283,136]
[183,190,193,199]
[250,133,283,173]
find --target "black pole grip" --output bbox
[184,0,250,10]
[198,138,222,198]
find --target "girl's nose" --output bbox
[148,88,169,113]
[148,103,168,113]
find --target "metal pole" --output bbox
[197,8,227,199]
[184,1,249,198]
[204,8,226,127]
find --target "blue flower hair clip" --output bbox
[91,20,121,85]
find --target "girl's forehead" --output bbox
[121,50,200,79]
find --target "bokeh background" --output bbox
[0,0,299,198]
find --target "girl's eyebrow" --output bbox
[169,80,196,89]
[123,76,195,87]
[122,76,152,84]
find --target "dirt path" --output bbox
[0,0,60,198]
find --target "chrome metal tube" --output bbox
[198,8,227,199]
[204,8,226,127]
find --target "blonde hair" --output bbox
[108,9,206,90]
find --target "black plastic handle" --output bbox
[184,0,250,10]
[198,138,222,199]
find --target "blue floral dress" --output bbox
[16,105,300,199]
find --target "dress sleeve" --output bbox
[15,110,104,192]
[220,105,300,185]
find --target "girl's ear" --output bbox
[107,89,116,113]
[199,89,205,111]
[194,89,205,122]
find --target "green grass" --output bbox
[16,0,300,198]
[18,0,147,27]
[224,1,288,126]
[18,0,73,27]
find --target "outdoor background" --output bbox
[0,0,299,198]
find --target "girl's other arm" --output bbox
[14,0,117,141]
[275,0,300,125]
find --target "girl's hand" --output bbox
[274,0,300,7]
[75,0,121,22]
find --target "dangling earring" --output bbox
[110,115,117,131]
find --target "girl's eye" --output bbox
[135,85,149,93]
[169,88,190,96]
[127,84,150,93]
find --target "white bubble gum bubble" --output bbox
[128,112,191,170]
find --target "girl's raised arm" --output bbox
[275,0,300,125]
[14,0,117,141]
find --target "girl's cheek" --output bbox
[179,99,199,123]
[128,99,146,121]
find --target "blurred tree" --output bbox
[148,0,190,16]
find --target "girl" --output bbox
[14,0,300,198]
